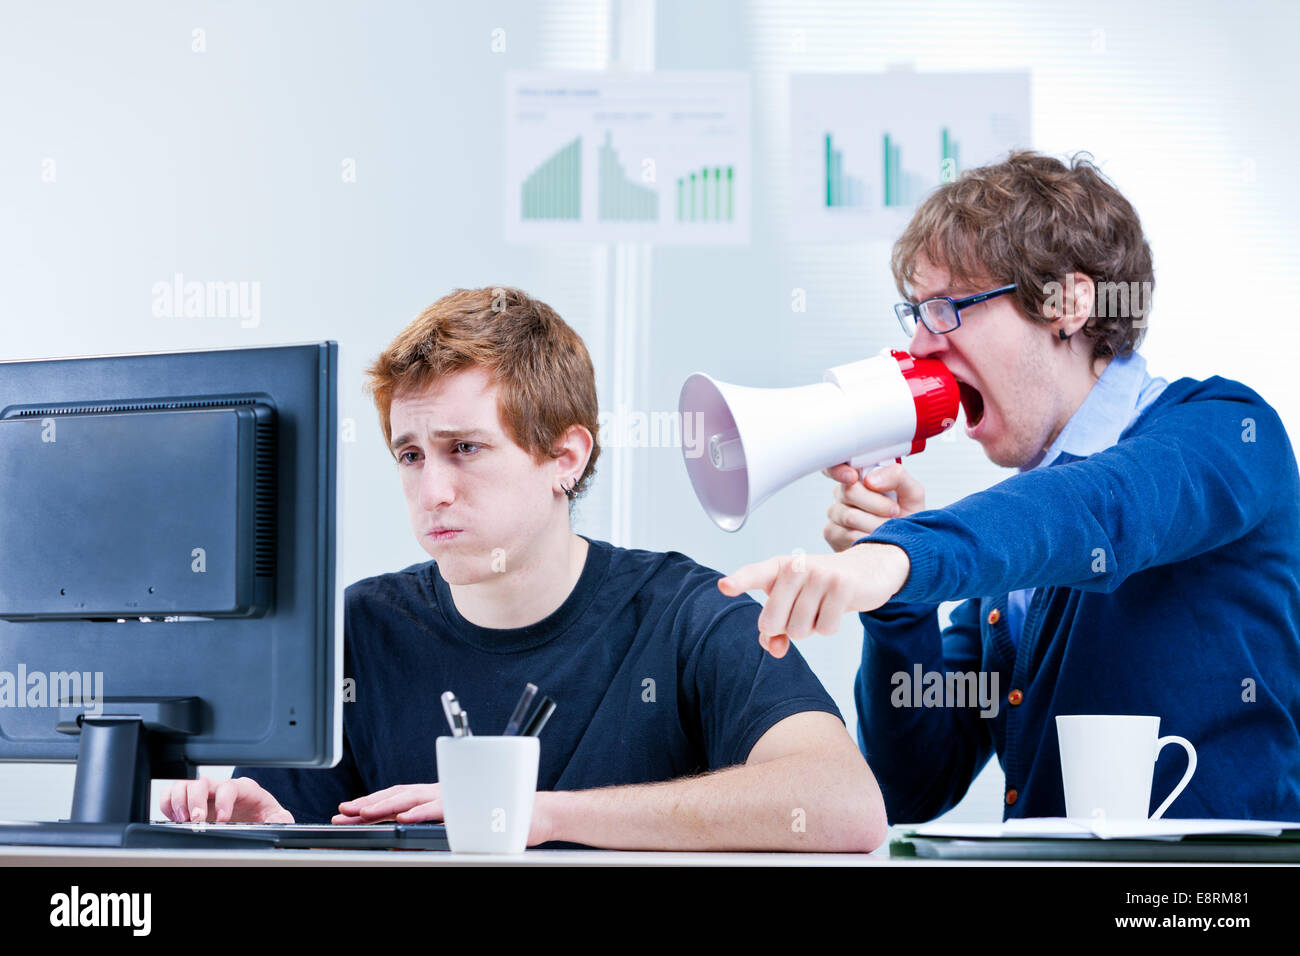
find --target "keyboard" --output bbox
[153,821,449,850]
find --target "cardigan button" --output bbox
[1008,689,1024,706]
[987,608,1001,626]
[1005,788,1019,806]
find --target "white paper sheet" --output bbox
[905,817,1298,841]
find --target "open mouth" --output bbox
[956,379,986,428]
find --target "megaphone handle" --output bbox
[847,457,902,503]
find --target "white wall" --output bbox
[1,0,1295,825]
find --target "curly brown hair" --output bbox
[891,150,1154,362]
[364,287,600,498]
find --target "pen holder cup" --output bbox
[436,735,540,853]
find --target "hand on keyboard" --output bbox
[160,776,295,824]
[335,783,442,824]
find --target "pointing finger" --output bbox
[719,556,782,597]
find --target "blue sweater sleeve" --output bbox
[855,597,995,823]
[862,380,1292,603]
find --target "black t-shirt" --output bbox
[236,535,841,824]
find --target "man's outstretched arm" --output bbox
[335,711,888,852]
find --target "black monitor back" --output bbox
[0,342,340,771]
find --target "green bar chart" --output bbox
[506,72,750,243]
[824,132,865,207]
[677,165,735,221]
[941,126,960,181]
[789,72,1030,240]
[598,131,657,221]
[882,132,922,208]
[521,136,581,221]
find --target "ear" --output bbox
[552,424,594,491]
[1053,272,1095,336]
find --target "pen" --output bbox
[441,691,464,737]
[503,683,539,736]
[520,696,556,738]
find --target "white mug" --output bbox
[1056,714,1197,821]
[436,735,540,853]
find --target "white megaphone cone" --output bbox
[679,349,959,531]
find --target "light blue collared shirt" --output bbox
[1005,351,1169,646]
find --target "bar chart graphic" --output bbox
[882,133,925,207]
[677,165,735,221]
[506,72,749,243]
[522,136,582,220]
[825,133,866,207]
[790,72,1030,240]
[941,126,961,181]
[598,132,657,221]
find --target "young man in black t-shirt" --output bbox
[160,287,887,851]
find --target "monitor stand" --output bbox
[0,697,277,849]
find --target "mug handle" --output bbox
[1150,734,1197,819]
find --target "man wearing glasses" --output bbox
[721,150,1300,822]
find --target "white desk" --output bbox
[0,847,1190,866]
[0,835,1279,866]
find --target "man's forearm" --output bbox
[543,748,887,852]
[863,396,1286,604]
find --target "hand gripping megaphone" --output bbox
[679,349,958,531]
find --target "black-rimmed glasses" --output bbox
[895,283,1017,337]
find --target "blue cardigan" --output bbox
[855,375,1300,822]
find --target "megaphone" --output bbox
[679,349,958,531]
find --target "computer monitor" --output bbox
[0,342,341,847]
